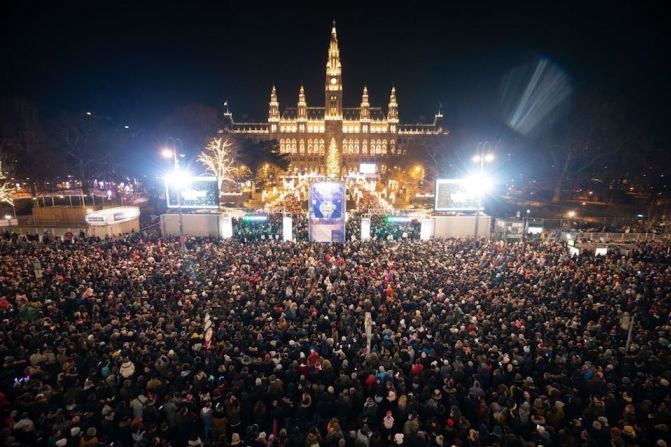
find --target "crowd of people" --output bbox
[1,233,671,447]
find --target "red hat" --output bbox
[447,418,455,427]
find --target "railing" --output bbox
[563,232,671,242]
[18,216,88,227]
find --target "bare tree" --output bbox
[544,94,633,203]
[197,137,236,191]
[0,160,15,206]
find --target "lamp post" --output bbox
[162,142,185,249]
[523,209,531,240]
[472,144,495,239]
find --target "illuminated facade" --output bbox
[221,22,447,176]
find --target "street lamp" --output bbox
[161,141,185,249]
[523,209,531,240]
[472,144,495,239]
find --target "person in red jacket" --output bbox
[411,362,424,377]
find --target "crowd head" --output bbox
[1,232,671,447]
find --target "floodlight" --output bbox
[464,175,494,195]
[165,169,192,190]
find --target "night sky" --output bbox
[2,1,669,162]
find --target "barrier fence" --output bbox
[563,232,671,242]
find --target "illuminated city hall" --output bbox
[222,22,447,177]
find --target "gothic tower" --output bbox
[325,21,342,120]
[268,85,280,122]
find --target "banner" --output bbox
[420,218,433,240]
[33,261,43,279]
[220,215,233,239]
[365,312,372,354]
[283,216,293,242]
[308,182,346,243]
[361,217,371,241]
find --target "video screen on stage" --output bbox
[434,179,480,211]
[309,182,346,242]
[165,176,219,209]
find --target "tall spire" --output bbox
[298,85,307,120]
[268,85,280,122]
[360,86,370,121]
[327,21,340,74]
[325,21,343,119]
[388,86,398,123]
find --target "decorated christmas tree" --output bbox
[326,138,341,178]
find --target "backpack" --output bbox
[101,362,111,378]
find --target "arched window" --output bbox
[307,139,313,154]
[362,140,368,155]
[342,139,348,154]
[354,139,360,154]
[291,139,297,154]
[280,138,285,153]
[299,139,305,154]
[319,139,325,155]
[382,139,387,155]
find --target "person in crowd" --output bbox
[1,230,671,446]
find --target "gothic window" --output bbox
[307,139,313,154]
[362,140,368,154]
[382,140,387,155]
[354,139,360,154]
[319,139,325,155]
[342,139,348,154]
[280,139,285,153]
[291,139,297,154]
[348,141,354,154]
[299,139,305,154]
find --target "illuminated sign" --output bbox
[359,163,376,174]
[86,207,140,225]
[243,214,268,222]
[386,216,411,223]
